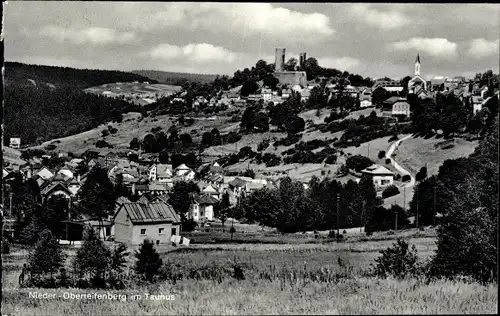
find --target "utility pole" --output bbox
[416,191,419,229]
[403,186,406,210]
[433,185,437,226]
[336,192,340,236]
[395,204,398,232]
[367,143,370,159]
[361,200,365,233]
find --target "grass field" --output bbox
[393,135,478,176]
[2,228,497,315]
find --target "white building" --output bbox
[361,164,394,190]
[188,194,219,222]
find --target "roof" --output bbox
[116,196,132,205]
[119,202,181,224]
[229,177,248,188]
[393,100,410,107]
[151,194,170,204]
[383,96,403,105]
[156,164,173,177]
[40,182,72,196]
[384,87,404,92]
[361,164,394,176]
[202,184,219,193]
[193,194,219,205]
[175,163,191,171]
[137,195,151,204]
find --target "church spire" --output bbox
[414,52,421,76]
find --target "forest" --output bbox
[5,62,158,89]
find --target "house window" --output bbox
[381,180,390,185]
[140,229,146,235]
[172,227,177,236]
[158,228,165,234]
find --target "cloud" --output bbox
[468,38,499,58]
[146,43,240,64]
[317,56,362,71]
[39,25,135,45]
[388,37,458,58]
[131,3,334,43]
[348,4,412,30]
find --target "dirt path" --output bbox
[385,134,416,188]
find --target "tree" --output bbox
[214,192,231,227]
[180,133,192,145]
[241,107,256,131]
[429,117,498,283]
[73,227,112,286]
[346,155,373,172]
[142,133,156,153]
[285,116,305,134]
[168,181,200,220]
[307,86,327,109]
[284,57,298,71]
[159,150,169,164]
[253,112,270,132]
[27,229,66,284]
[262,74,279,90]
[134,239,163,283]
[415,166,428,182]
[366,205,409,233]
[240,80,259,97]
[77,165,117,237]
[373,239,419,279]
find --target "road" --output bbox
[385,134,416,188]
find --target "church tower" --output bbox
[414,53,421,76]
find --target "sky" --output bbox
[4,2,500,80]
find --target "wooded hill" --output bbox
[5,62,158,89]
[3,62,156,146]
[131,70,219,85]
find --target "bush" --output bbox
[385,158,391,164]
[415,166,428,182]
[378,150,386,159]
[45,144,57,151]
[366,231,373,237]
[134,239,163,283]
[101,130,110,137]
[394,174,401,180]
[2,238,10,254]
[73,228,111,287]
[328,230,336,238]
[382,185,400,198]
[346,155,373,172]
[95,140,112,148]
[372,239,419,279]
[402,175,411,182]
[389,135,399,142]
[28,229,67,286]
[257,139,270,152]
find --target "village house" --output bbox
[35,167,55,180]
[188,194,219,222]
[392,99,411,117]
[300,89,311,102]
[359,88,372,101]
[382,96,403,109]
[113,200,181,245]
[149,163,173,182]
[261,88,273,101]
[201,184,220,200]
[40,180,73,203]
[132,183,170,196]
[361,164,394,191]
[56,166,75,179]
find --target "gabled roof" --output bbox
[383,96,403,105]
[156,164,173,177]
[193,194,219,205]
[151,194,170,204]
[393,100,410,107]
[40,182,72,196]
[119,201,181,224]
[137,195,150,204]
[175,163,191,171]
[361,164,394,176]
[202,184,219,194]
[228,177,248,188]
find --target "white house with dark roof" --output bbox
[392,99,411,117]
[36,167,55,180]
[361,164,394,190]
[113,200,181,245]
[188,194,219,222]
[149,163,173,182]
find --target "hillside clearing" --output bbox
[394,136,479,176]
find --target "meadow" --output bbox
[2,228,497,315]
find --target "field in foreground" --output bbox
[2,229,497,315]
[2,278,497,315]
